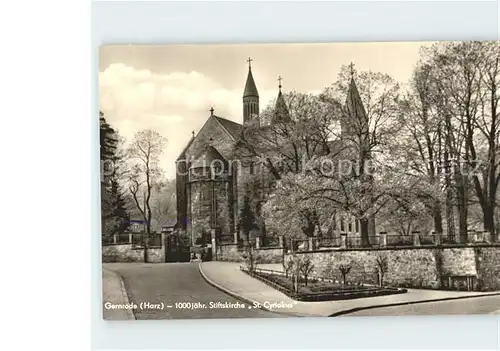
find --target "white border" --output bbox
[91,0,500,350]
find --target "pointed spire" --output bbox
[243,58,259,98]
[343,67,368,136]
[271,76,291,124]
[345,74,367,121]
[348,62,356,80]
[243,57,260,124]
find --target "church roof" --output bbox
[243,67,259,98]
[176,133,195,161]
[213,116,243,141]
[190,145,228,169]
[271,90,291,124]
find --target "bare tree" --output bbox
[376,254,389,286]
[413,41,500,242]
[398,63,445,234]
[338,261,352,285]
[126,130,167,252]
[150,179,176,231]
[298,257,315,286]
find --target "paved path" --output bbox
[200,261,500,317]
[103,262,282,319]
[345,295,500,316]
[102,268,135,320]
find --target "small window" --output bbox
[249,162,255,175]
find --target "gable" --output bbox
[183,115,237,162]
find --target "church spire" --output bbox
[243,57,259,125]
[343,63,368,137]
[271,75,291,124]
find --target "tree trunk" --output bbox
[456,171,468,243]
[433,202,443,234]
[360,218,370,247]
[483,204,495,237]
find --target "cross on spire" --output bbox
[246,57,253,69]
[209,106,214,116]
[277,75,283,91]
[348,62,356,79]
[191,130,195,138]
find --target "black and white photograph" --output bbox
[99,41,500,320]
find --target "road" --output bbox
[342,295,500,316]
[104,262,282,319]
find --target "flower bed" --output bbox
[242,268,407,302]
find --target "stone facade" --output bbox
[175,64,278,245]
[284,245,500,291]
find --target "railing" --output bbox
[102,232,164,248]
[262,236,281,247]
[147,234,162,248]
[218,235,236,244]
[285,231,499,252]
[316,237,341,248]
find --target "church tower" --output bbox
[243,57,259,125]
[341,63,368,139]
[271,75,291,124]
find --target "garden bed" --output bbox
[242,268,407,302]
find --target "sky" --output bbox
[99,41,436,179]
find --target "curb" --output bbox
[329,292,500,317]
[199,263,500,318]
[198,263,297,317]
[102,268,136,320]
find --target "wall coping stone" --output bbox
[288,243,500,255]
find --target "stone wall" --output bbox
[475,247,500,291]
[217,244,284,263]
[147,248,165,263]
[217,244,243,262]
[440,248,477,276]
[102,244,165,263]
[256,247,284,263]
[102,244,144,263]
[284,245,500,291]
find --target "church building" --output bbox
[175,59,375,246]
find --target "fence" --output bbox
[288,230,498,252]
[102,232,163,248]
[218,234,236,244]
[262,236,281,247]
